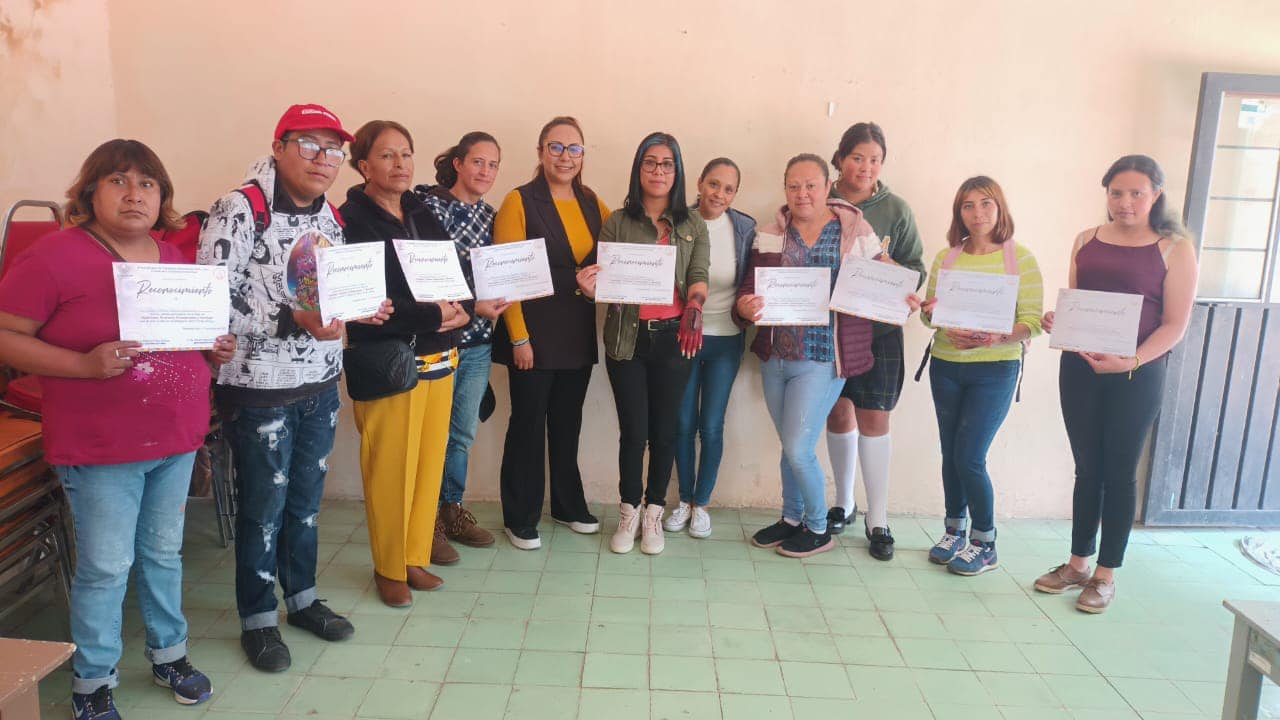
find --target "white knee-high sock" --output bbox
[859,433,892,529]
[827,430,859,513]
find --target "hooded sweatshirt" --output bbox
[832,181,926,337]
[197,156,345,405]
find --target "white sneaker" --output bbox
[611,503,641,553]
[689,505,712,538]
[640,504,665,555]
[664,502,691,532]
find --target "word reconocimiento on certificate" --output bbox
[470,238,555,302]
[594,242,677,305]
[754,267,831,326]
[113,263,230,351]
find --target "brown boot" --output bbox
[1075,577,1116,614]
[1033,563,1091,594]
[441,502,496,548]
[374,572,412,608]
[431,516,460,565]
[406,566,444,591]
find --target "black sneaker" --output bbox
[552,512,600,534]
[505,526,542,550]
[240,627,291,672]
[286,600,354,641]
[866,525,895,561]
[751,519,802,548]
[152,655,213,705]
[777,527,835,558]
[827,505,855,536]
[71,686,120,720]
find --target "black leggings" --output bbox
[1059,352,1167,568]
[605,326,693,507]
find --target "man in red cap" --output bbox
[198,104,368,673]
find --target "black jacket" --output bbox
[491,174,603,369]
[338,185,471,355]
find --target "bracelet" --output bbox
[512,338,530,348]
[1128,354,1141,380]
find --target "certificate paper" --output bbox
[113,263,229,351]
[755,267,831,326]
[828,256,919,325]
[316,243,387,324]
[1049,288,1144,356]
[393,239,473,302]
[595,242,677,305]
[930,269,1019,334]
[470,238,555,302]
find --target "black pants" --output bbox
[605,326,693,507]
[500,366,593,530]
[1059,352,1167,568]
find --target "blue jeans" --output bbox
[225,385,339,630]
[57,452,196,694]
[760,358,845,533]
[441,344,492,504]
[929,358,1019,541]
[675,333,743,506]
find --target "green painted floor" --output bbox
[15,500,1280,719]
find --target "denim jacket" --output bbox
[602,208,710,361]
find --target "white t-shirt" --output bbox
[701,212,740,336]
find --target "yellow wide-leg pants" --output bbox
[352,374,453,581]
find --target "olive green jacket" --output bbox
[601,208,710,360]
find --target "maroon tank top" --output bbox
[1075,231,1167,345]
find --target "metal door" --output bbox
[1145,73,1280,526]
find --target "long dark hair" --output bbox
[65,139,182,231]
[832,121,887,166]
[434,131,500,188]
[946,176,1015,247]
[1101,155,1189,240]
[622,132,690,224]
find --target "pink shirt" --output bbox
[0,228,211,466]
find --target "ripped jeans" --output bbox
[225,385,339,630]
[57,452,196,694]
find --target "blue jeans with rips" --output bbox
[760,358,846,534]
[675,333,744,506]
[441,343,492,504]
[57,451,197,694]
[225,385,339,630]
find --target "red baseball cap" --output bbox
[273,103,355,144]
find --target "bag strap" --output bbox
[913,339,932,383]
[1002,238,1018,275]
[235,182,271,239]
[940,243,965,271]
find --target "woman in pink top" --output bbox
[1033,155,1198,614]
[0,140,235,718]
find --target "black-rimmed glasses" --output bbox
[545,142,585,158]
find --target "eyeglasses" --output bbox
[287,137,347,166]
[641,158,677,175]
[544,142,585,158]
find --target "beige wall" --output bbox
[5,0,1280,517]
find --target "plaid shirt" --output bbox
[420,187,496,347]
[773,220,842,362]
